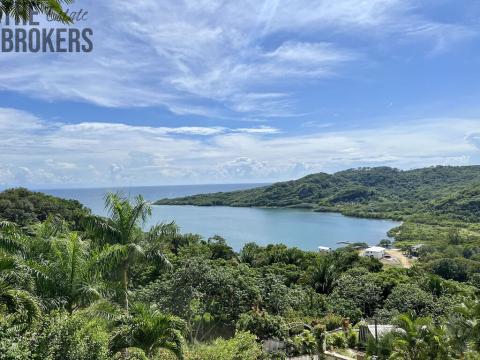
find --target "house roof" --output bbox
[365,246,385,252]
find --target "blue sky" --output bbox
[0,0,480,188]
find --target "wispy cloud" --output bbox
[0,108,478,187]
[0,0,474,117]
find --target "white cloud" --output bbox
[0,0,474,117]
[0,108,479,187]
[234,126,280,134]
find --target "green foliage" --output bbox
[382,283,435,318]
[427,258,480,282]
[84,192,172,310]
[1,188,480,359]
[156,166,480,221]
[388,313,450,360]
[0,188,89,227]
[327,332,347,350]
[111,304,186,359]
[237,311,288,340]
[187,331,262,360]
[320,313,343,331]
[303,253,339,294]
[328,268,383,321]
[0,0,74,24]
[347,331,357,348]
[288,329,317,356]
[14,310,109,360]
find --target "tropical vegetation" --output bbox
[1,171,480,359]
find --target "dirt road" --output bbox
[384,249,412,268]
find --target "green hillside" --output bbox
[156,166,480,222]
[0,187,90,226]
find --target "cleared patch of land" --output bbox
[383,249,412,268]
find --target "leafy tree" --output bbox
[206,235,236,260]
[239,242,260,265]
[259,273,294,315]
[428,258,470,282]
[0,188,88,227]
[378,239,392,248]
[136,257,261,342]
[328,268,383,320]
[382,283,435,318]
[237,310,287,340]
[0,224,41,323]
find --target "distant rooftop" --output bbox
[365,246,385,252]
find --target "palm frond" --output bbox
[145,249,173,271]
[0,0,74,24]
[82,215,121,245]
[95,244,129,274]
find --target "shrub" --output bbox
[347,331,357,348]
[237,311,287,340]
[327,332,347,349]
[321,313,343,331]
[188,331,263,360]
[26,311,109,360]
[288,330,316,356]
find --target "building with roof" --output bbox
[318,246,332,252]
[363,246,385,259]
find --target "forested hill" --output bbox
[0,188,89,226]
[156,166,480,222]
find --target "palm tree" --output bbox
[84,192,171,311]
[389,313,449,360]
[0,253,41,323]
[451,300,480,353]
[2,216,100,311]
[0,222,43,322]
[46,232,103,314]
[111,304,186,359]
[307,254,338,294]
[0,0,73,24]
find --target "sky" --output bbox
[0,0,480,188]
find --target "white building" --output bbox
[318,246,332,253]
[363,246,386,259]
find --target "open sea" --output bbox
[42,184,400,251]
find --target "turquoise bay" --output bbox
[44,184,400,251]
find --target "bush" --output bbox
[288,330,316,356]
[327,332,347,349]
[188,331,263,360]
[237,311,287,340]
[347,331,357,348]
[11,311,110,360]
[321,313,343,331]
[469,273,480,289]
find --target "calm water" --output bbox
[43,184,400,251]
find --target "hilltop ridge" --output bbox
[155,165,480,222]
